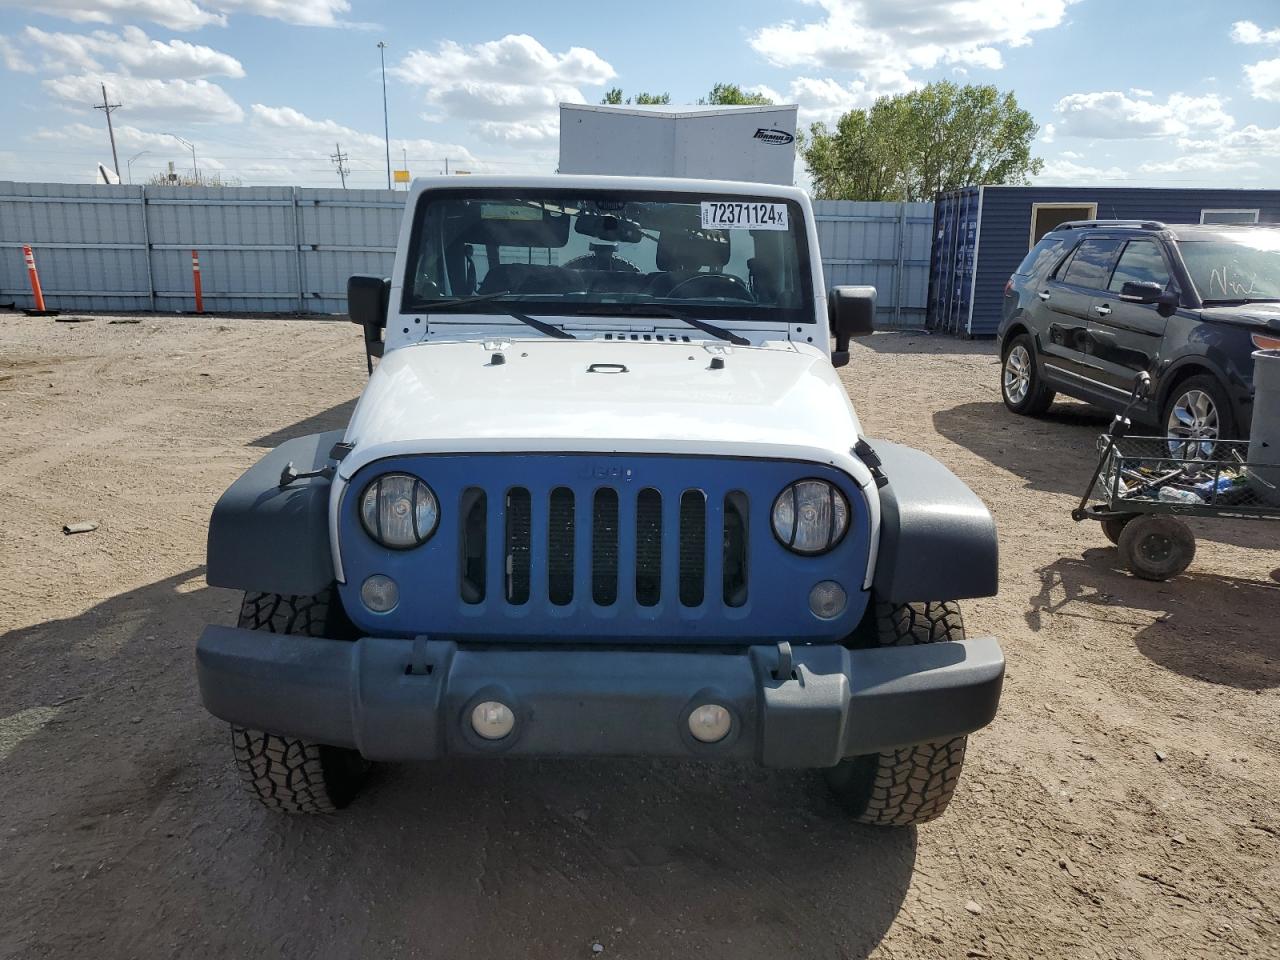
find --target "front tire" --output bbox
[229,589,369,814]
[1001,333,1055,416]
[824,602,970,826]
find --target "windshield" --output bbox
[401,188,814,323]
[1177,231,1280,302]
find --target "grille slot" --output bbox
[592,488,619,606]
[459,488,486,604]
[505,487,531,605]
[723,491,749,608]
[548,487,575,605]
[679,490,706,607]
[635,488,662,606]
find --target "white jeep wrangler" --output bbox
[197,175,1003,824]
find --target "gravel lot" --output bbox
[2,314,1278,960]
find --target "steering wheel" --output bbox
[666,273,755,302]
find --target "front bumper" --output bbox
[196,629,1004,767]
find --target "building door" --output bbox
[1029,203,1098,248]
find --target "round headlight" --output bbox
[772,480,849,555]
[359,473,438,549]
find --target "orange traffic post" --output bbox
[22,244,46,312]
[191,248,204,313]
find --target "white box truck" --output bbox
[558,103,799,185]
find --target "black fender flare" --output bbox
[206,431,345,598]
[867,439,999,604]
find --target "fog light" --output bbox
[687,703,732,743]
[471,700,515,740]
[361,574,399,613]
[808,580,847,620]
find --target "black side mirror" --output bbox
[1119,280,1179,315]
[348,274,390,373]
[828,285,876,367]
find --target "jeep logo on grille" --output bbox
[754,128,794,145]
[585,464,635,482]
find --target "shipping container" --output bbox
[926,185,1280,337]
[558,103,798,185]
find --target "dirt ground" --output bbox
[1,313,1278,960]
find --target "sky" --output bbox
[0,0,1278,191]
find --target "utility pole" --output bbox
[331,142,350,188]
[94,82,121,178]
[377,41,391,190]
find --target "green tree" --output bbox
[600,88,671,105]
[698,82,773,106]
[802,81,1043,201]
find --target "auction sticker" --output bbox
[700,201,789,231]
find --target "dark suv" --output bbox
[999,220,1280,444]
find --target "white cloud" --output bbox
[44,72,244,124]
[1040,122,1056,143]
[1137,154,1261,174]
[0,0,224,30]
[1244,58,1280,102]
[19,25,243,78]
[0,0,351,30]
[1129,87,1154,98]
[749,0,1073,96]
[787,72,918,125]
[205,0,350,27]
[1060,149,1081,159]
[1231,20,1280,45]
[249,103,479,165]
[1053,90,1233,139]
[393,34,616,144]
[1034,158,1129,184]
[0,34,34,72]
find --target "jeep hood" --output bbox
[338,339,866,480]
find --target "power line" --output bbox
[93,82,122,177]
[330,142,350,188]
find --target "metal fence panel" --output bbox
[2,182,930,325]
[812,200,934,329]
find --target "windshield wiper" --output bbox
[1202,297,1280,305]
[427,292,576,340]
[624,304,751,346]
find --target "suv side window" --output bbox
[1061,238,1123,290]
[1108,240,1170,291]
[1015,237,1065,277]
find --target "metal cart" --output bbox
[1073,374,1280,580]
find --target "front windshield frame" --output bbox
[1175,231,1280,303]
[399,186,817,325]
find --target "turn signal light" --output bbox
[1252,333,1280,351]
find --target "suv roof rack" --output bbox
[1054,219,1167,232]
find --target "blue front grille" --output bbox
[338,454,870,643]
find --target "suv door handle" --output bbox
[1037,290,1051,301]
[1093,304,1112,317]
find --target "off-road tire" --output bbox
[1001,332,1055,416]
[1117,515,1196,581]
[230,588,369,814]
[825,601,969,826]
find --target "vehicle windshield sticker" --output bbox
[480,203,543,221]
[700,201,789,231]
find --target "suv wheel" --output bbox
[1001,333,1055,415]
[824,601,970,826]
[1163,374,1235,458]
[230,588,369,814]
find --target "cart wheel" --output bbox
[1101,515,1137,546]
[1117,515,1196,581]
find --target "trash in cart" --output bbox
[1072,366,1280,581]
